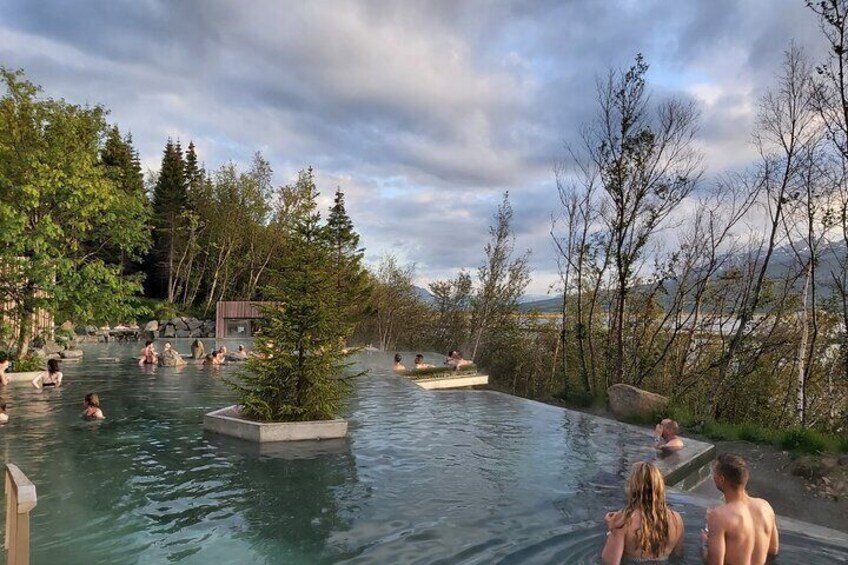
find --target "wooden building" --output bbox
[215,301,272,339]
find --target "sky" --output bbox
[0,0,830,297]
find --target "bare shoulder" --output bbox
[750,497,776,517]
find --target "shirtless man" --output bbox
[138,340,157,366]
[703,453,779,565]
[654,419,684,453]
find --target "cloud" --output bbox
[0,0,832,294]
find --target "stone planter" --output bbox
[203,405,348,442]
[3,371,44,383]
[413,374,489,390]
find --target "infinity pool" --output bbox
[0,342,844,564]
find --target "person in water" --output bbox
[653,418,684,453]
[138,340,157,365]
[203,351,222,366]
[32,359,63,389]
[444,350,472,369]
[601,461,684,565]
[392,354,406,372]
[414,354,434,370]
[0,401,7,424]
[82,393,105,420]
[0,352,10,386]
[702,453,779,565]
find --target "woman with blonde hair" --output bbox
[601,461,684,564]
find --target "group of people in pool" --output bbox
[601,421,778,564]
[138,340,250,367]
[0,355,105,422]
[392,350,473,372]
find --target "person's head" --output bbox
[415,354,424,364]
[447,350,458,358]
[163,342,172,351]
[0,352,8,364]
[0,401,6,412]
[660,419,679,440]
[624,462,670,557]
[219,346,227,353]
[84,393,100,408]
[394,353,402,363]
[211,351,218,358]
[145,340,153,347]
[48,359,60,374]
[238,345,245,352]
[712,453,749,493]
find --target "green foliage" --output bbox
[778,427,830,454]
[0,68,150,355]
[403,365,478,379]
[326,188,372,323]
[11,354,44,373]
[230,169,361,422]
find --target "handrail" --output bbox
[5,464,37,565]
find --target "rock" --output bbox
[85,325,98,335]
[191,339,206,360]
[225,352,248,362]
[175,329,191,338]
[170,317,189,331]
[144,320,159,332]
[30,348,46,359]
[42,340,63,355]
[186,318,203,331]
[607,383,668,420]
[188,328,202,338]
[60,349,84,359]
[162,325,176,338]
[158,348,186,367]
[60,320,75,332]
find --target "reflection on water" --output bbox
[0,342,842,564]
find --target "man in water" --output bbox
[392,354,405,372]
[702,453,779,564]
[654,419,684,453]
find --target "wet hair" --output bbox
[84,393,100,408]
[623,462,671,558]
[145,340,153,347]
[662,419,679,435]
[415,354,424,363]
[448,350,458,357]
[394,353,402,363]
[48,359,60,374]
[0,401,6,411]
[714,453,749,489]
[0,352,7,363]
[238,345,245,351]
[211,351,218,358]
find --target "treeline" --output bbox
[358,4,848,435]
[0,67,368,357]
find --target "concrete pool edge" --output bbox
[203,405,349,442]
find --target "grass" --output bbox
[403,365,479,380]
[647,404,848,455]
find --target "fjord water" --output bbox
[0,343,844,564]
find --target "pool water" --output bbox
[0,342,844,564]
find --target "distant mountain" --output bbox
[414,285,436,304]
[519,297,563,313]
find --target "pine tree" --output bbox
[184,140,204,207]
[326,188,371,322]
[98,127,150,273]
[149,139,188,300]
[232,169,359,422]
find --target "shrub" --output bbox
[12,354,45,373]
[404,365,478,379]
[778,427,829,454]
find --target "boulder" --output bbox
[189,328,202,338]
[30,348,46,359]
[170,317,189,331]
[162,325,176,338]
[175,329,191,338]
[144,320,159,332]
[191,339,206,360]
[225,352,248,362]
[85,325,98,335]
[607,383,668,420]
[60,320,75,332]
[42,340,63,355]
[158,348,186,367]
[186,318,203,331]
[60,349,84,359]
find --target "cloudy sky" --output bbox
[0,0,829,296]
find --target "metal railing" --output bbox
[5,464,37,565]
